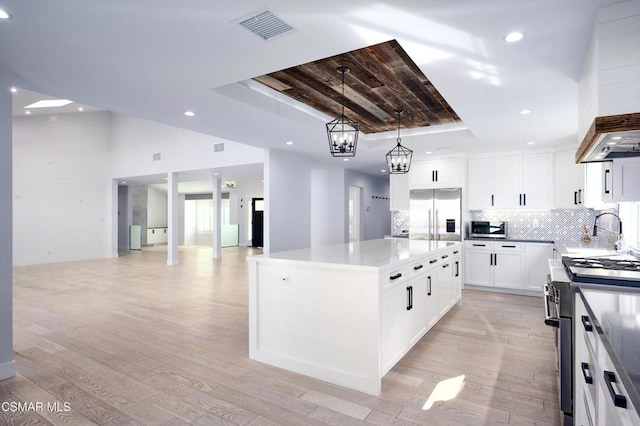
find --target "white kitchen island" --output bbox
[247,238,462,396]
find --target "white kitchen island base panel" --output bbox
[248,239,462,396]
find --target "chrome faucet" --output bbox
[592,212,623,238]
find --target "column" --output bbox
[212,175,221,258]
[109,179,119,258]
[167,172,179,265]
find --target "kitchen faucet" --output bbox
[592,212,623,237]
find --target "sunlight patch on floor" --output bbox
[422,375,466,410]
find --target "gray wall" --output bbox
[0,68,15,379]
[345,169,391,241]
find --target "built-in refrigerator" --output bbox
[409,188,462,241]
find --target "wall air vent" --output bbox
[153,152,161,161]
[214,143,225,153]
[236,10,294,41]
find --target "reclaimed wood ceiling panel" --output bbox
[253,39,461,134]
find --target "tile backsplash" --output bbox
[468,208,620,246]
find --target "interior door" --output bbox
[251,198,264,248]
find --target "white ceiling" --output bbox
[0,0,626,177]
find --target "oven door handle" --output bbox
[544,285,559,327]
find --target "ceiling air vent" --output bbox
[213,143,225,153]
[236,10,294,41]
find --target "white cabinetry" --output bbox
[613,158,640,202]
[389,173,410,211]
[492,243,525,289]
[554,149,586,208]
[524,243,555,292]
[464,241,493,286]
[467,153,553,210]
[410,158,463,189]
[147,227,168,245]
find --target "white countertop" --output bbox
[249,238,459,268]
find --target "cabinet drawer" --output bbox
[382,265,410,289]
[494,242,524,251]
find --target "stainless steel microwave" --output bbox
[470,221,507,239]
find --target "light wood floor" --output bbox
[2,246,560,425]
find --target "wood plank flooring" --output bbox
[2,245,561,425]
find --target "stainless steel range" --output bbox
[545,248,640,425]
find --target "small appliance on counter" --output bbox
[469,221,507,239]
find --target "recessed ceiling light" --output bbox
[607,141,617,146]
[527,141,535,145]
[214,173,219,176]
[10,87,17,93]
[504,32,524,43]
[25,99,73,109]
[286,141,293,145]
[0,9,11,20]
[78,107,84,112]
[611,136,622,140]
[25,110,31,115]
[425,151,433,154]
[520,109,532,115]
[381,169,386,173]
[184,110,195,117]
[343,158,349,162]
[121,181,127,184]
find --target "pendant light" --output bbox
[386,109,413,174]
[326,67,359,157]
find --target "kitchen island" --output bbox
[247,238,462,395]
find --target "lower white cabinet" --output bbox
[147,227,168,244]
[464,241,553,292]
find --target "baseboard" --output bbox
[464,284,542,298]
[0,360,16,381]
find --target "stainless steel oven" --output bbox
[546,260,574,426]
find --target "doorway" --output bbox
[251,198,264,248]
[349,186,361,242]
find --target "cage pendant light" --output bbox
[326,67,359,157]
[386,109,413,174]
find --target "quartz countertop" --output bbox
[249,238,460,268]
[579,286,640,414]
[465,237,554,244]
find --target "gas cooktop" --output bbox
[563,255,640,284]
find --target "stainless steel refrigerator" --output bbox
[409,188,462,241]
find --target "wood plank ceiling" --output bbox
[253,39,462,134]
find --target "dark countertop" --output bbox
[579,286,640,414]
[464,237,555,244]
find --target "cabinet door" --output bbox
[436,262,453,317]
[554,149,585,209]
[613,158,640,202]
[493,247,525,289]
[409,160,436,189]
[452,258,462,303]
[433,158,463,188]
[381,283,408,373]
[601,161,614,203]
[584,162,616,209]
[522,153,554,209]
[464,244,493,286]
[407,275,428,346]
[390,173,410,211]
[493,156,522,209]
[467,158,494,209]
[425,271,438,329]
[524,243,554,292]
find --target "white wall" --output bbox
[109,113,264,178]
[0,68,16,380]
[311,169,346,246]
[264,149,312,254]
[345,170,391,241]
[13,112,112,266]
[147,186,168,228]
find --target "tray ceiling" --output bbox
[253,40,461,134]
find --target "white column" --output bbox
[0,76,16,380]
[167,172,179,265]
[212,175,221,258]
[109,179,119,258]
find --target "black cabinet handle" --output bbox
[523,193,526,206]
[473,244,486,247]
[604,169,611,194]
[414,265,424,271]
[490,253,493,266]
[152,229,155,234]
[502,245,516,248]
[519,194,523,206]
[581,362,593,385]
[604,371,627,408]
[441,254,449,259]
[432,170,435,182]
[435,170,438,182]
[455,261,459,277]
[453,250,459,255]
[578,189,582,204]
[491,194,494,207]
[429,259,437,264]
[494,253,497,265]
[442,263,450,268]
[406,286,413,310]
[390,273,402,281]
[574,191,578,205]
[581,315,593,332]
[427,276,432,296]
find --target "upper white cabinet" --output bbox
[389,173,410,211]
[583,161,616,209]
[554,149,586,208]
[613,157,640,202]
[467,153,553,209]
[410,158,463,189]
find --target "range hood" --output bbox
[575,112,640,163]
